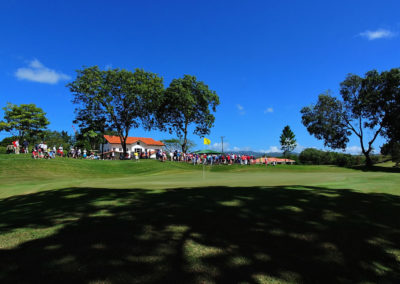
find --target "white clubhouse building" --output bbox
[101,135,165,158]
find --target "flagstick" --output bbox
[202,139,205,180]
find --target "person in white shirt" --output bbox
[42,142,48,153]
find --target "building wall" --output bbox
[101,142,162,158]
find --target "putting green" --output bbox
[1,155,399,283]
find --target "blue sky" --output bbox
[1,0,399,153]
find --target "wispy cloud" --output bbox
[236,104,245,115]
[345,146,362,155]
[264,107,274,114]
[359,29,397,40]
[210,142,252,152]
[261,146,282,153]
[294,144,305,153]
[15,59,70,84]
[210,142,229,151]
[232,146,251,152]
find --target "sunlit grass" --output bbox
[0,154,399,283]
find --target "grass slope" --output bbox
[0,155,399,283]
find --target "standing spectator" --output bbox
[23,140,29,154]
[42,142,48,155]
[13,139,20,154]
[59,145,64,157]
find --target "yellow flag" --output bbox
[203,138,211,145]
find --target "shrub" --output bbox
[299,148,362,167]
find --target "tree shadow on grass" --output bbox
[0,185,399,283]
[352,165,400,173]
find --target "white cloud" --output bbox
[345,146,362,155]
[294,144,305,153]
[236,104,245,115]
[210,142,253,152]
[15,59,70,84]
[263,146,282,153]
[231,146,251,152]
[210,142,229,151]
[264,107,274,114]
[359,29,397,40]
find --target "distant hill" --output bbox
[224,151,298,158]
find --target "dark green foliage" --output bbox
[38,130,73,150]
[299,148,362,167]
[0,136,18,147]
[0,103,50,141]
[381,141,400,167]
[300,68,400,166]
[278,153,300,164]
[301,93,350,149]
[0,131,73,153]
[279,125,297,157]
[158,75,219,153]
[378,69,400,142]
[68,66,164,156]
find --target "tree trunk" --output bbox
[121,139,127,159]
[363,151,373,167]
[181,122,188,153]
[119,133,128,160]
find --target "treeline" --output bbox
[0,129,111,154]
[298,148,385,167]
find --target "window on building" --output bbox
[137,142,140,145]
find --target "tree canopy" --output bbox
[301,68,400,166]
[280,125,297,157]
[68,66,164,156]
[0,103,49,142]
[158,75,219,153]
[378,68,400,144]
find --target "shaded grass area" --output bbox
[1,185,399,283]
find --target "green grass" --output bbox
[0,154,399,283]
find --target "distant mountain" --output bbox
[224,151,298,158]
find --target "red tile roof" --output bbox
[256,157,296,163]
[104,135,165,146]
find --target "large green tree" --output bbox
[280,125,297,157]
[73,106,107,151]
[0,103,49,141]
[381,141,400,167]
[379,68,400,144]
[158,75,219,153]
[68,66,164,156]
[39,130,73,150]
[300,69,397,166]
